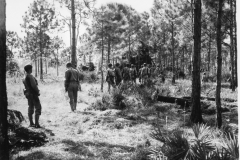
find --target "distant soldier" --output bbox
[154,65,161,77]
[122,63,130,84]
[106,63,116,93]
[23,65,42,128]
[129,64,137,84]
[65,63,80,112]
[138,65,144,84]
[150,64,156,78]
[114,63,122,87]
[141,63,149,84]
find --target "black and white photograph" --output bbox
[0,0,239,159]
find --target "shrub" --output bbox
[111,89,126,110]
[149,124,238,160]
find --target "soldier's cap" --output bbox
[24,64,32,72]
[143,63,147,66]
[131,64,134,67]
[66,62,72,68]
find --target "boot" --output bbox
[35,115,41,128]
[28,114,35,127]
[70,103,74,112]
[74,102,77,111]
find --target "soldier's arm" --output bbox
[29,75,40,95]
[64,70,71,91]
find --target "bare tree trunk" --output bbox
[172,21,175,84]
[57,49,59,76]
[216,0,223,128]
[69,22,72,61]
[0,0,9,158]
[101,20,104,92]
[190,0,203,124]
[208,33,211,72]
[71,0,76,66]
[107,35,110,64]
[230,0,235,91]
[35,57,37,77]
[234,0,237,87]
[40,19,43,80]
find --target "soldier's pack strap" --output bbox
[69,68,78,82]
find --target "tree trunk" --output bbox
[215,0,223,128]
[40,20,43,80]
[57,49,59,76]
[69,22,72,61]
[234,0,237,87]
[71,0,76,67]
[107,35,110,64]
[35,56,37,77]
[38,58,39,74]
[0,0,9,158]
[171,22,175,84]
[230,0,235,91]
[208,33,211,72]
[101,20,104,92]
[190,0,203,124]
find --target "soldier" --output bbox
[65,63,80,112]
[74,64,82,91]
[114,63,122,87]
[154,65,161,77]
[141,63,149,84]
[23,65,42,128]
[138,65,143,84]
[122,63,130,84]
[150,64,156,78]
[106,63,115,93]
[129,64,137,84]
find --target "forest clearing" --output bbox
[0,0,239,159]
[5,66,238,160]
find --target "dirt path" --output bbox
[8,80,155,160]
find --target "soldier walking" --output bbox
[129,64,137,84]
[138,65,143,84]
[122,63,130,84]
[106,63,116,93]
[23,65,42,128]
[141,63,149,84]
[114,63,122,87]
[65,63,80,112]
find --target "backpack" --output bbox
[141,67,148,77]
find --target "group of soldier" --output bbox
[22,62,82,128]
[22,62,165,128]
[106,62,165,92]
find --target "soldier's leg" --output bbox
[27,96,35,127]
[73,83,78,111]
[108,82,111,93]
[33,95,42,128]
[68,85,75,112]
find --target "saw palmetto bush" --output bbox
[111,88,126,110]
[149,124,239,160]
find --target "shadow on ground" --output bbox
[14,139,136,160]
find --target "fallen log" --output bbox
[182,96,237,103]
[157,95,190,108]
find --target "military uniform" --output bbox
[23,65,42,128]
[106,67,115,92]
[129,66,137,84]
[114,66,122,86]
[65,67,80,112]
[122,66,130,83]
[141,65,149,84]
[154,66,161,77]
